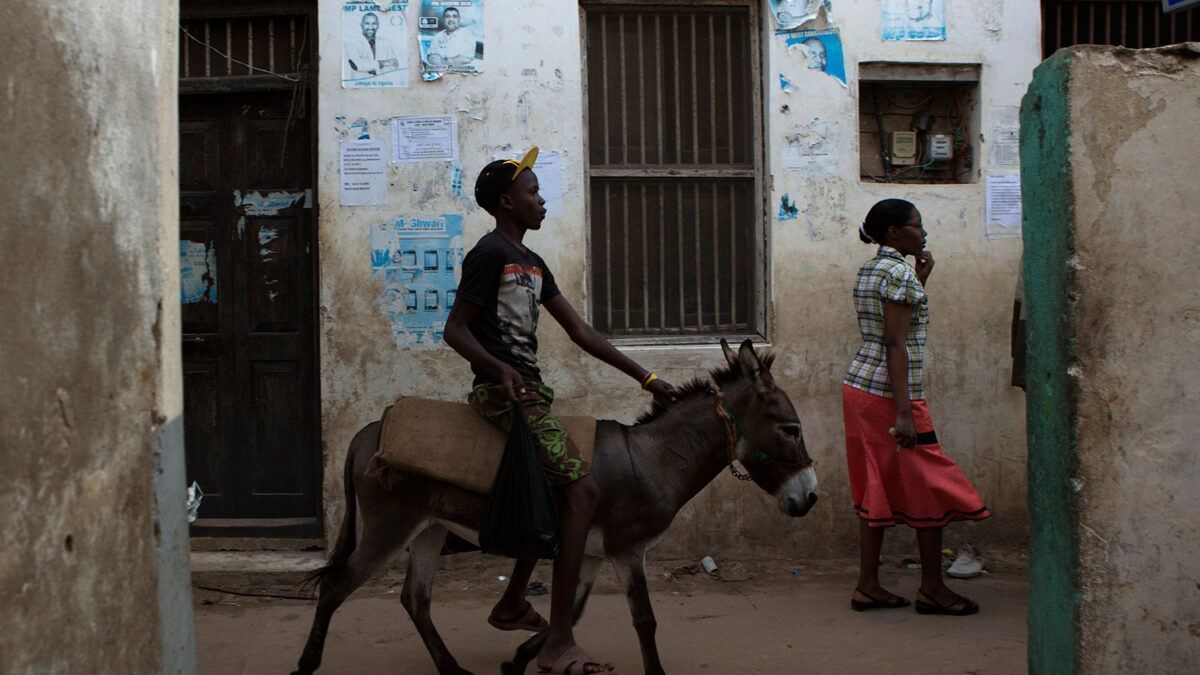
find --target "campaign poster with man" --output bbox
[882,0,947,41]
[418,0,483,81]
[343,1,410,88]
[785,28,846,85]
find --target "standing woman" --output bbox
[842,199,990,615]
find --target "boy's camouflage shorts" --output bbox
[468,381,589,485]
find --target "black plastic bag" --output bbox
[479,400,560,559]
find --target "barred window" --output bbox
[583,2,765,341]
[1042,1,1199,58]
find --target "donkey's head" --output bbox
[717,339,819,517]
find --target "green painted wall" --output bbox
[1020,50,1079,675]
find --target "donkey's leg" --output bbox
[502,555,603,675]
[292,516,417,675]
[402,524,473,675]
[612,551,666,675]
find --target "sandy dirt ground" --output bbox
[194,554,1028,675]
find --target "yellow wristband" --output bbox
[641,373,659,390]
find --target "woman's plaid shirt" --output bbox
[843,246,928,400]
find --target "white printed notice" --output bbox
[985,175,1022,238]
[390,115,458,163]
[989,105,1021,167]
[536,151,565,218]
[340,140,388,206]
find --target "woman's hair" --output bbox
[859,198,916,245]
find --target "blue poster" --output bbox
[882,0,946,42]
[371,214,465,347]
[785,28,846,86]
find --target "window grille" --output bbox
[583,2,764,340]
[180,15,310,80]
[1042,1,1198,58]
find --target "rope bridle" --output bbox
[712,386,761,482]
[713,384,812,481]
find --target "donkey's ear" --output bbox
[720,338,739,368]
[738,339,775,394]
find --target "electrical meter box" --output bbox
[928,134,954,161]
[890,131,917,165]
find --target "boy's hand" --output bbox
[498,365,526,403]
[646,378,678,406]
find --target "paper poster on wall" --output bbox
[342,2,410,88]
[781,118,838,172]
[535,151,564,219]
[371,214,465,347]
[340,140,388,206]
[882,0,946,41]
[180,241,217,304]
[989,106,1021,167]
[785,29,846,86]
[418,0,483,81]
[770,0,831,32]
[390,115,459,163]
[985,175,1022,238]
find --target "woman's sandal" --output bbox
[487,601,549,631]
[851,587,911,612]
[914,590,979,616]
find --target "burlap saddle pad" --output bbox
[370,395,598,495]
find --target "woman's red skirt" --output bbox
[842,384,990,528]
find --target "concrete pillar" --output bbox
[1022,43,1200,673]
[0,1,194,672]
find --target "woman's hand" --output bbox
[892,412,917,449]
[914,250,935,285]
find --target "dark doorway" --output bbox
[179,6,319,537]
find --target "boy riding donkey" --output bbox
[444,147,678,675]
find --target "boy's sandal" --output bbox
[850,587,911,611]
[488,602,549,631]
[537,645,616,674]
[914,590,979,616]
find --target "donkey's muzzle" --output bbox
[777,467,819,517]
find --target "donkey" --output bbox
[292,339,818,675]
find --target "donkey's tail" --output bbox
[301,434,360,591]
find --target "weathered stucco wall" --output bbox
[1023,43,1200,673]
[0,1,195,673]
[316,1,1039,558]
[1023,43,1200,674]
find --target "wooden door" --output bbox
[180,91,320,536]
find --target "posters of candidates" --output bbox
[418,0,483,81]
[769,0,831,32]
[882,0,946,42]
[343,2,410,88]
[370,214,466,347]
[785,29,846,86]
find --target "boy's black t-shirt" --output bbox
[456,230,561,386]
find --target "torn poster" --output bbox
[418,0,483,81]
[390,115,458,163]
[985,175,1022,238]
[781,118,838,172]
[371,214,465,347]
[180,240,217,304]
[785,29,846,86]
[340,140,388,206]
[770,0,831,32]
[343,2,410,88]
[882,0,946,42]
